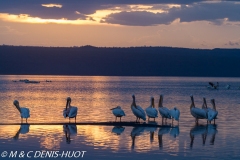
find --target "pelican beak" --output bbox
[110,107,117,110]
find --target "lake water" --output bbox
[0,75,240,160]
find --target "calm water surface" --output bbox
[0,75,240,159]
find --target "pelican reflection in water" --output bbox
[158,126,179,149]
[13,124,30,140]
[131,127,145,149]
[190,124,217,148]
[63,124,77,144]
[145,122,158,143]
[111,126,125,135]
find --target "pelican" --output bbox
[110,106,126,122]
[207,82,219,89]
[145,97,158,121]
[131,95,146,122]
[13,100,30,123]
[170,107,180,124]
[63,97,78,123]
[158,95,171,123]
[190,95,208,124]
[207,99,218,124]
[225,84,231,89]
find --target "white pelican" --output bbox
[131,95,146,122]
[13,100,30,123]
[110,106,126,122]
[63,97,78,123]
[170,107,180,124]
[158,95,171,123]
[145,97,158,121]
[207,99,218,124]
[225,84,231,89]
[190,95,208,124]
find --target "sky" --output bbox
[0,0,240,49]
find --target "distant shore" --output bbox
[1,45,240,77]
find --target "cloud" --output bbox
[0,0,239,25]
[0,1,219,19]
[42,4,62,8]
[102,2,240,26]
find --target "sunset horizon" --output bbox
[1,0,240,49]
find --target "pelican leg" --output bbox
[214,119,215,124]
[115,116,117,122]
[26,118,27,123]
[120,117,121,122]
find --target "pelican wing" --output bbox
[131,105,146,121]
[159,107,171,119]
[145,106,158,118]
[20,108,30,118]
[63,109,67,118]
[191,107,207,119]
[112,108,126,117]
[170,109,180,121]
[207,109,218,121]
[68,106,78,118]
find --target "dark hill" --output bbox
[0,46,240,77]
